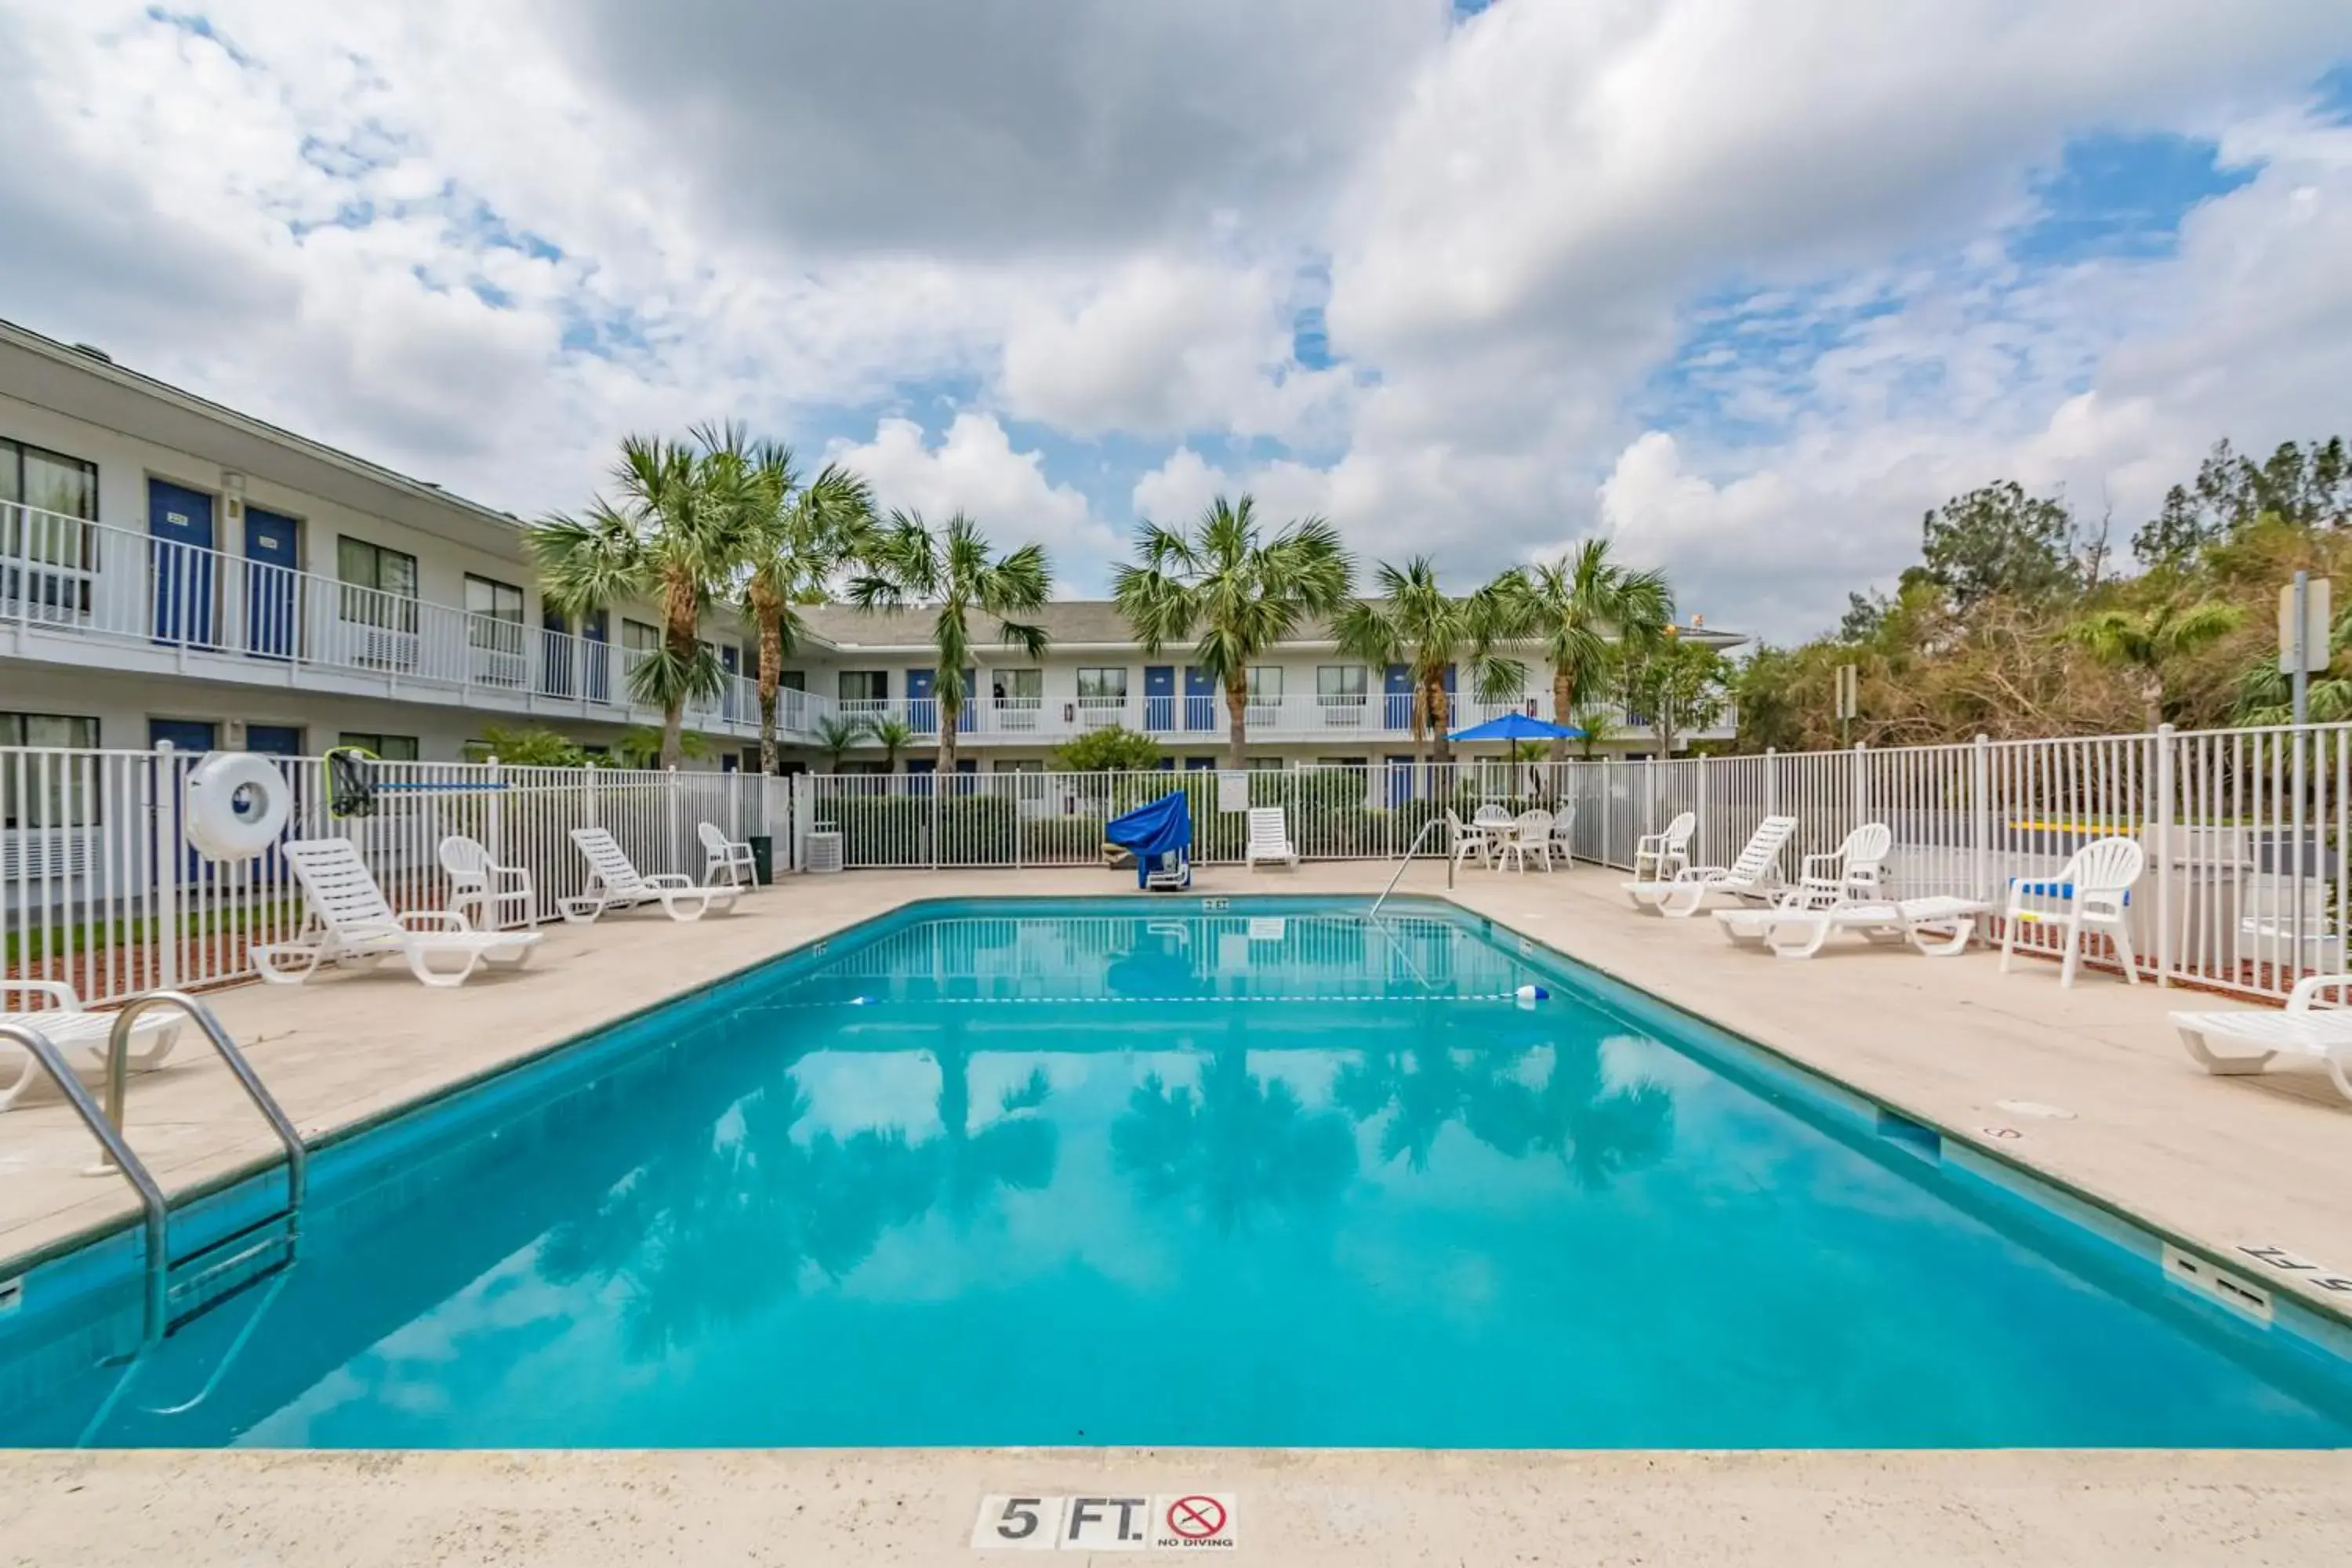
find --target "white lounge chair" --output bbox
[439,833,536,931]
[1624,815,1798,918]
[1632,811,1697,882]
[1796,822,1892,906]
[1718,896,1991,959]
[2174,975,2352,1102]
[562,826,742,922]
[2,981,183,1112]
[699,821,758,888]
[256,838,542,989]
[1245,808,1300,871]
[1999,836,2144,988]
[1495,809,1554,873]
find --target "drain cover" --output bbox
[1994,1099,2077,1120]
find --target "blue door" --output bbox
[1185,756,1217,771]
[1386,753,1417,806]
[542,608,573,697]
[956,667,977,733]
[1443,663,1458,735]
[245,724,303,755]
[150,718,218,754]
[149,479,217,646]
[1184,666,1216,731]
[582,610,610,703]
[242,507,299,659]
[1144,666,1175,731]
[1384,665,1412,730]
[906,668,936,732]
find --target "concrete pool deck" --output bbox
[4,862,2352,1562]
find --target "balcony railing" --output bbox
[2,501,831,742]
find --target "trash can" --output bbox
[746,834,774,884]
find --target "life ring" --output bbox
[185,752,294,860]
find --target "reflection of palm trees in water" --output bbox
[1333,1023,1673,1188]
[1112,1018,1358,1232]
[539,1033,1058,1357]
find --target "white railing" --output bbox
[804,690,1731,748]
[2,745,782,1005]
[1,501,831,742]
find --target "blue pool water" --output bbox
[3,896,2350,1447]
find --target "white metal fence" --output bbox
[2,746,782,1004]
[8,720,2350,1006]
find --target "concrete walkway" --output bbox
[5,861,2352,1564]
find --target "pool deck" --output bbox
[5,861,2352,1562]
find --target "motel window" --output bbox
[336,732,420,761]
[838,670,889,704]
[1247,666,1284,702]
[1,711,102,829]
[336,537,419,631]
[465,575,524,625]
[1316,666,1367,705]
[1076,667,1128,702]
[2,437,99,600]
[993,669,1043,705]
[621,619,661,660]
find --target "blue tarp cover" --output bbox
[1106,791,1191,888]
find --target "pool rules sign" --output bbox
[971,1493,1239,1552]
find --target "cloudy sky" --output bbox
[5,2,2350,640]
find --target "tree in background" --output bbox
[727,434,874,775]
[1113,495,1353,768]
[866,713,916,772]
[1621,636,1730,754]
[849,511,1051,774]
[1568,700,1619,759]
[532,433,757,768]
[1050,724,1163,771]
[1494,539,1672,762]
[812,713,868,771]
[471,724,590,768]
[1917,481,2082,612]
[1334,558,1522,771]
[613,727,710,770]
[2068,598,2245,731]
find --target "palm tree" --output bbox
[731,441,875,775]
[1496,540,1671,761]
[1113,495,1353,768]
[866,712,916,773]
[2069,597,2245,730]
[1333,558,1520,771]
[1568,699,1618,759]
[848,511,1051,772]
[812,713,869,771]
[531,432,756,768]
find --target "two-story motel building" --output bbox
[1,318,1740,774]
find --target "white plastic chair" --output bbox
[1633,811,1697,882]
[698,821,758,888]
[256,839,542,988]
[1544,803,1579,869]
[1496,809,1554,873]
[1795,822,1893,906]
[1624,815,1798,918]
[439,833,536,931]
[1245,807,1299,871]
[562,826,742,922]
[1445,809,1494,871]
[2,981,183,1112]
[1999,836,2145,988]
[2175,975,2352,1101]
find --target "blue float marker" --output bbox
[1515,984,1549,1005]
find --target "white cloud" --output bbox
[826,414,1121,590]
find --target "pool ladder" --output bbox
[1368,816,1456,918]
[2,991,307,1348]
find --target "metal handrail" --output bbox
[0,1022,171,1343]
[1369,815,1455,918]
[103,993,307,1245]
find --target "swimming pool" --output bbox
[3,895,2350,1447]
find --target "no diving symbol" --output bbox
[1167,1497,1225,1541]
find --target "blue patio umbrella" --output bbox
[1448,711,1586,743]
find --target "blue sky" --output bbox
[5,2,2351,637]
